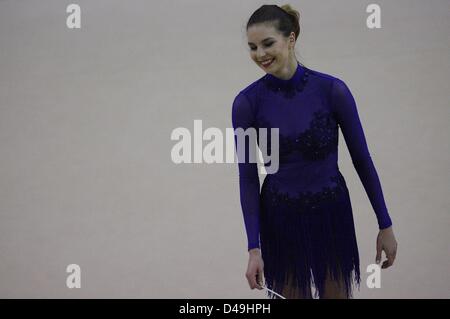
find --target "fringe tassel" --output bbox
[259,177,361,299]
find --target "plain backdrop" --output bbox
[0,0,449,298]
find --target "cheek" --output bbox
[268,47,281,58]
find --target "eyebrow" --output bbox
[248,37,275,45]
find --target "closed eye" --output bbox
[249,42,274,51]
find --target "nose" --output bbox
[255,47,267,61]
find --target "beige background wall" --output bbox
[0,0,449,298]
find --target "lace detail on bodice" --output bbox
[260,109,338,161]
[263,66,310,99]
[262,174,345,212]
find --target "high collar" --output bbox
[263,61,310,97]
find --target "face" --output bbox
[247,23,295,74]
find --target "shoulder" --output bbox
[307,67,348,91]
[307,67,355,107]
[232,76,265,111]
[236,75,265,99]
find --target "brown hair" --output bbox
[247,4,301,40]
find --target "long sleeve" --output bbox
[231,92,261,251]
[330,79,392,229]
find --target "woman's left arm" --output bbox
[330,78,397,268]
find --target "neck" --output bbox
[272,58,298,80]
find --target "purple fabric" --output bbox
[232,62,392,252]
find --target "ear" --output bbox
[289,34,295,49]
[289,32,296,46]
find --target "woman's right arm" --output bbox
[231,92,262,252]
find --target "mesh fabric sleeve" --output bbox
[231,92,261,251]
[330,79,393,229]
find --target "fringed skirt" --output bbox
[260,172,361,299]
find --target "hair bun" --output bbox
[280,4,300,22]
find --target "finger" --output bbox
[249,275,257,289]
[257,268,264,289]
[382,258,393,269]
[376,237,382,264]
[387,253,395,266]
[252,272,260,289]
[256,273,263,290]
[375,253,382,264]
[375,245,382,264]
[246,272,255,289]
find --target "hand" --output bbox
[246,248,264,290]
[376,226,398,269]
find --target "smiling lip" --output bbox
[260,58,275,68]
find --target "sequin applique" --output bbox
[262,174,345,212]
[259,109,338,161]
[263,68,310,99]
